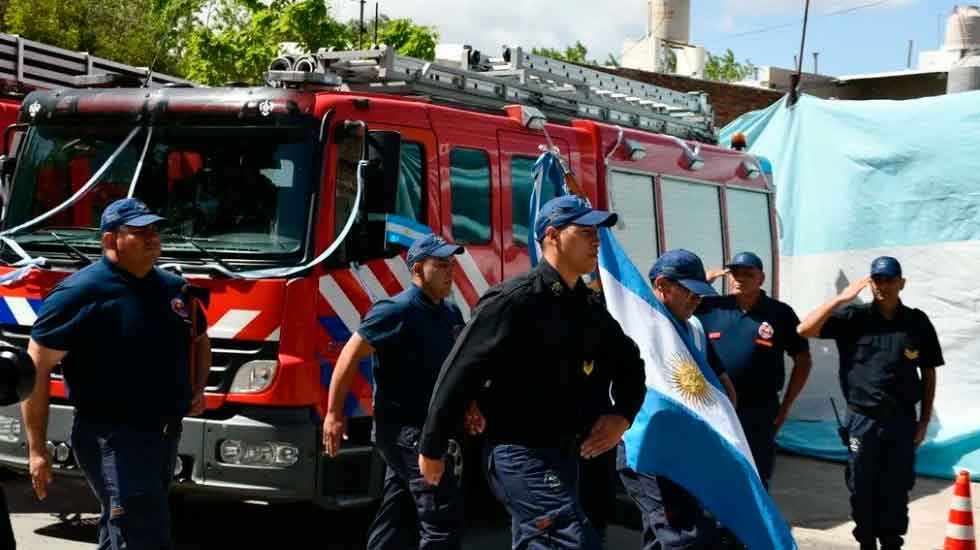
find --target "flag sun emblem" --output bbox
[667,352,714,408]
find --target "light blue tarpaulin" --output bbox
[721,91,980,480]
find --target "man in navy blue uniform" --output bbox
[698,251,812,487]
[22,198,210,550]
[418,195,646,550]
[798,256,942,550]
[617,249,737,550]
[323,233,467,550]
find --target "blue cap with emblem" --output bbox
[100,198,166,232]
[406,233,464,266]
[870,256,902,277]
[726,251,764,271]
[533,195,618,242]
[649,249,716,297]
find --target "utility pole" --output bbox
[374,2,379,47]
[789,0,812,106]
[359,0,366,49]
[907,39,914,69]
[812,51,819,75]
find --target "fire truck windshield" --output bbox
[3,125,316,264]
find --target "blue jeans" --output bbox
[70,416,180,550]
[367,424,463,550]
[484,442,601,550]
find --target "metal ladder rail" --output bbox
[313,47,715,141]
[0,33,193,91]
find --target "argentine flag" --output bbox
[383,214,432,247]
[528,151,569,267]
[597,229,796,550]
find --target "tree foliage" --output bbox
[0,0,438,86]
[705,49,755,83]
[532,41,602,66]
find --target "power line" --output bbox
[724,0,895,39]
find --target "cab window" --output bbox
[395,142,426,224]
[608,171,659,278]
[450,148,491,244]
[510,156,558,246]
[661,177,724,293]
[726,187,774,293]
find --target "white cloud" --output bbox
[329,0,649,61]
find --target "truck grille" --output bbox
[0,325,278,394]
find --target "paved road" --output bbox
[3,454,971,549]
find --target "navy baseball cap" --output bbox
[533,195,618,242]
[870,256,902,277]
[100,198,166,232]
[649,249,716,297]
[726,251,764,271]
[406,233,463,266]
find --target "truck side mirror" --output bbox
[347,130,402,261]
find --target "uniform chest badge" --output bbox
[583,360,594,376]
[758,322,774,340]
[551,281,563,296]
[171,297,189,318]
[904,348,919,360]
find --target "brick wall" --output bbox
[601,67,784,129]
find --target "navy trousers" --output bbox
[735,398,779,488]
[367,425,463,550]
[484,442,601,550]
[71,416,180,550]
[845,408,917,550]
[617,444,720,550]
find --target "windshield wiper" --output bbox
[162,233,239,277]
[47,232,94,266]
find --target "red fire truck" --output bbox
[0,39,776,509]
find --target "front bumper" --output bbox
[0,404,382,509]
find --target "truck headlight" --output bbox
[230,360,277,393]
[218,439,299,468]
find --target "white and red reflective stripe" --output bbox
[317,251,490,326]
[319,273,365,333]
[209,309,266,340]
[455,251,490,297]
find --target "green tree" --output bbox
[705,49,755,82]
[532,41,599,65]
[3,0,188,74]
[181,0,348,85]
[343,14,438,60]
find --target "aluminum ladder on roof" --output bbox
[269,45,716,142]
[0,32,194,91]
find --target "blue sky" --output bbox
[332,0,955,77]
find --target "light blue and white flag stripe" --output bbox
[597,229,796,550]
[528,151,568,267]
[383,214,432,247]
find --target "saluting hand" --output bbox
[706,267,730,284]
[580,414,630,459]
[322,410,347,458]
[419,454,445,486]
[464,401,486,435]
[28,450,53,500]
[839,275,871,303]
